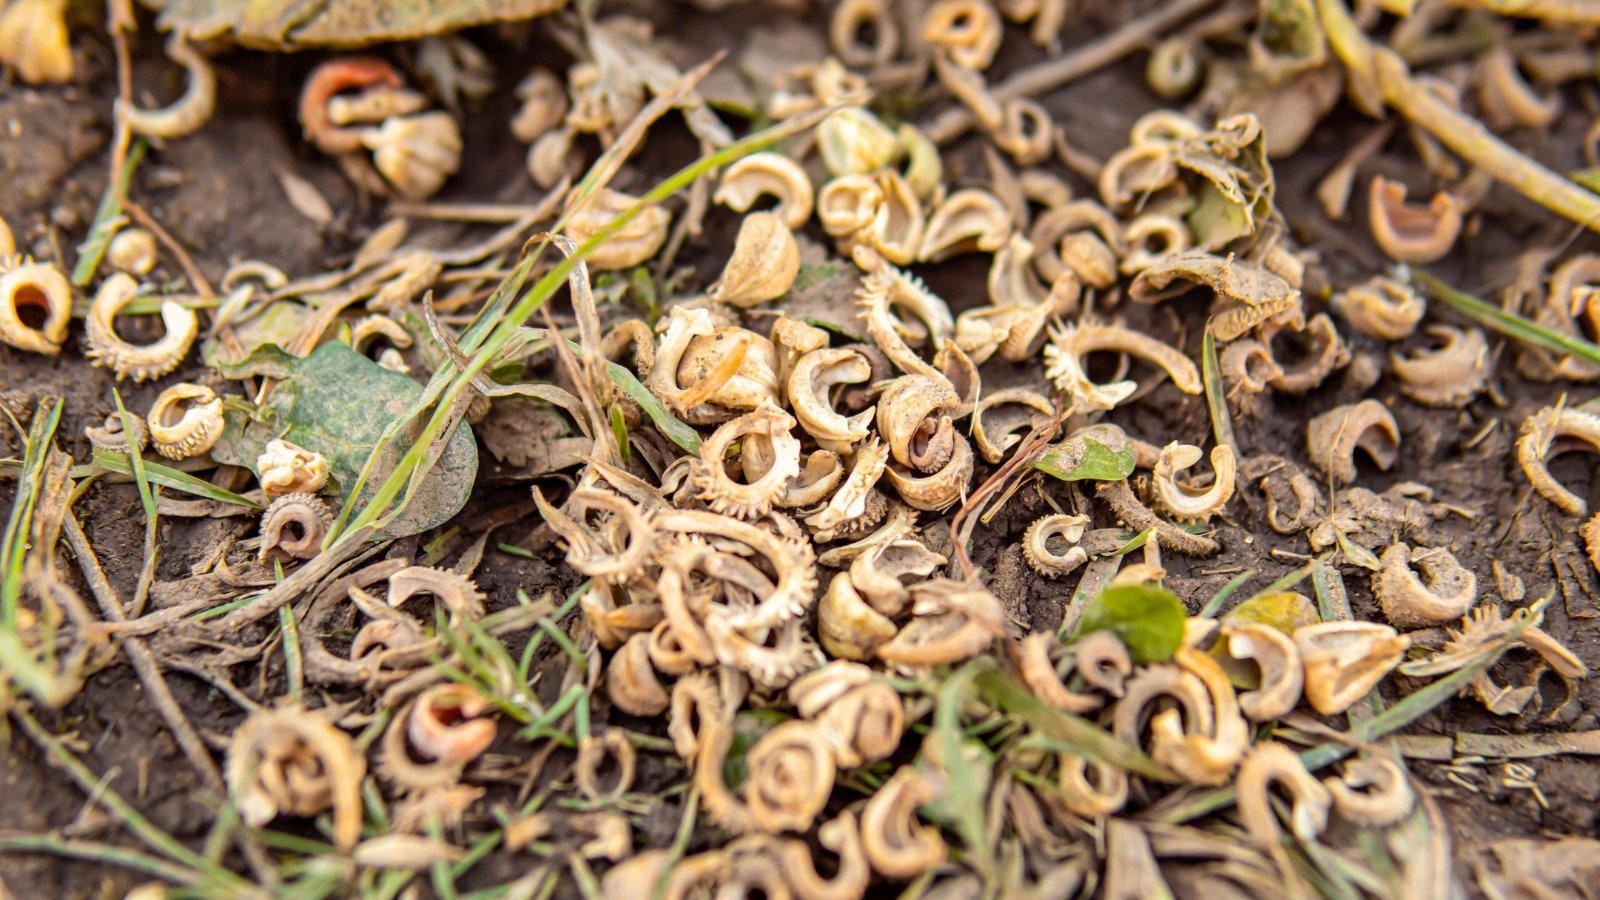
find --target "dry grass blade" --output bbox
[1202,329,1236,454]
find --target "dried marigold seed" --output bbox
[707,213,801,308]
[0,259,72,355]
[147,383,224,461]
[714,152,815,231]
[1368,175,1462,264]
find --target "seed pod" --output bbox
[707,213,800,308]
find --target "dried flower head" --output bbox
[257,439,332,499]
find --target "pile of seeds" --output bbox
[5,0,1600,896]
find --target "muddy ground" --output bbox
[2,1,1599,897]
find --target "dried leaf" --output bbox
[276,169,333,227]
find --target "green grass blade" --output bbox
[1241,555,1325,607]
[1199,568,1256,618]
[89,450,264,510]
[973,665,1178,782]
[1201,329,1236,453]
[111,388,157,522]
[609,361,700,453]
[2,398,62,616]
[0,835,202,886]
[72,140,146,286]
[1413,269,1600,368]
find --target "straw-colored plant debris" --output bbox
[5,0,1600,897]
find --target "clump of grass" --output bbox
[0,398,87,712]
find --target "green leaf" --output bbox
[1256,0,1326,67]
[1186,180,1256,249]
[1212,591,1319,689]
[201,300,311,369]
[72,141,145,286]
[610,406,631,462]
[1221,591,1319,633]
[609,361,701,454]
[211,341,476,537]
[1075,583,1187,664]
[1030,424,1135,482]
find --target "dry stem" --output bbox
[1318,0,1600,233]
[921,0,1219,143]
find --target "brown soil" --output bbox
[2,3,1598,898]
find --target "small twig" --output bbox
[62,511,279,882]
[124,200,216,299]
[922,0,1219,143]
[949,405,1070,580]
[651,786,701,900]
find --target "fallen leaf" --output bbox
[210,341,477,538]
